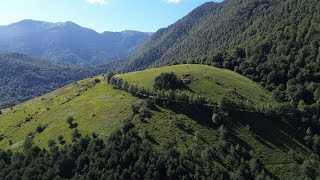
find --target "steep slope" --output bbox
[0,64,317,179]
[0,20,151,65]
[0,52,106,109]
[123,0,320,88]
[0,76,137,149]
[122,2,219,71]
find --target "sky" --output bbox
[0,0,223,33]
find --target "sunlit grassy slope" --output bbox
[119,64,276,106]
[0,65,312,179]
[0,75,217,152]
[0,76,137,149]
[119,64,311,179]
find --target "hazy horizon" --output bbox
[0,0,223,33]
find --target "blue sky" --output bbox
[0,0,222,33]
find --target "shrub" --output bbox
[106,71,116,84]
[92,132,99,138]
[154,72,183,90]
[0,134,4,141]
[58,135,65,145]
[36,124,44,133]
[72,129,81,140]
[48,140,56,148]
[212,113,222,126]
[25,117,31,122]
[139,106,149,120]
[67,115,74,125]
[94,78,101,83]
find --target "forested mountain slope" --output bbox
[122,2,219,71]
[0,52,106,108]
[124,0,320,72]
[0,20,151,65]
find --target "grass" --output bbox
[0,74,219,152]
[225,110,310,179]
[118,64,277,106]
[0,64,314,179]
[0,76,137,150]
[133,104,219,153]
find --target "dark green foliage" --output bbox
[138,106,150,121]
[36,124,45,133]
[106,71,116,84]
[23,136,34,151]
[110,77,210,109]
[0,52,106,109]
[0,134,4,141]
[47,140,56,148]
[0,123,276,179]
[58,135,65,145]
[25,116,31,122]
[123,0,320,78]
[66,116,74,125]
[94,78,101,83]
[154,72,183,90]
[66,115,78,129]
[25,115,34,122]
[72,129,81,141]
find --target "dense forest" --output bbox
[123,0,320,72]
[0,52,106,108]
[0,122,289,179]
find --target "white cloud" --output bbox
[85,0,108,5]
[164,0,182,4]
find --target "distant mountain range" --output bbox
[0,19,152,65]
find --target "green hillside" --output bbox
[119,0,320,172]
[119,64,276,106]
[0,76,136,149]
[0,64,317,179]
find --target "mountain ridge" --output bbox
[122,1,220,71]
[0,19,152,65]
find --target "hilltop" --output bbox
[119,64,276,107]
[0,64,317,179]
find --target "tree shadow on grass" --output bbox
[228,111,309,153]
[69,123,78,129]
[163,102,213,128]
[176,123,194,135]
